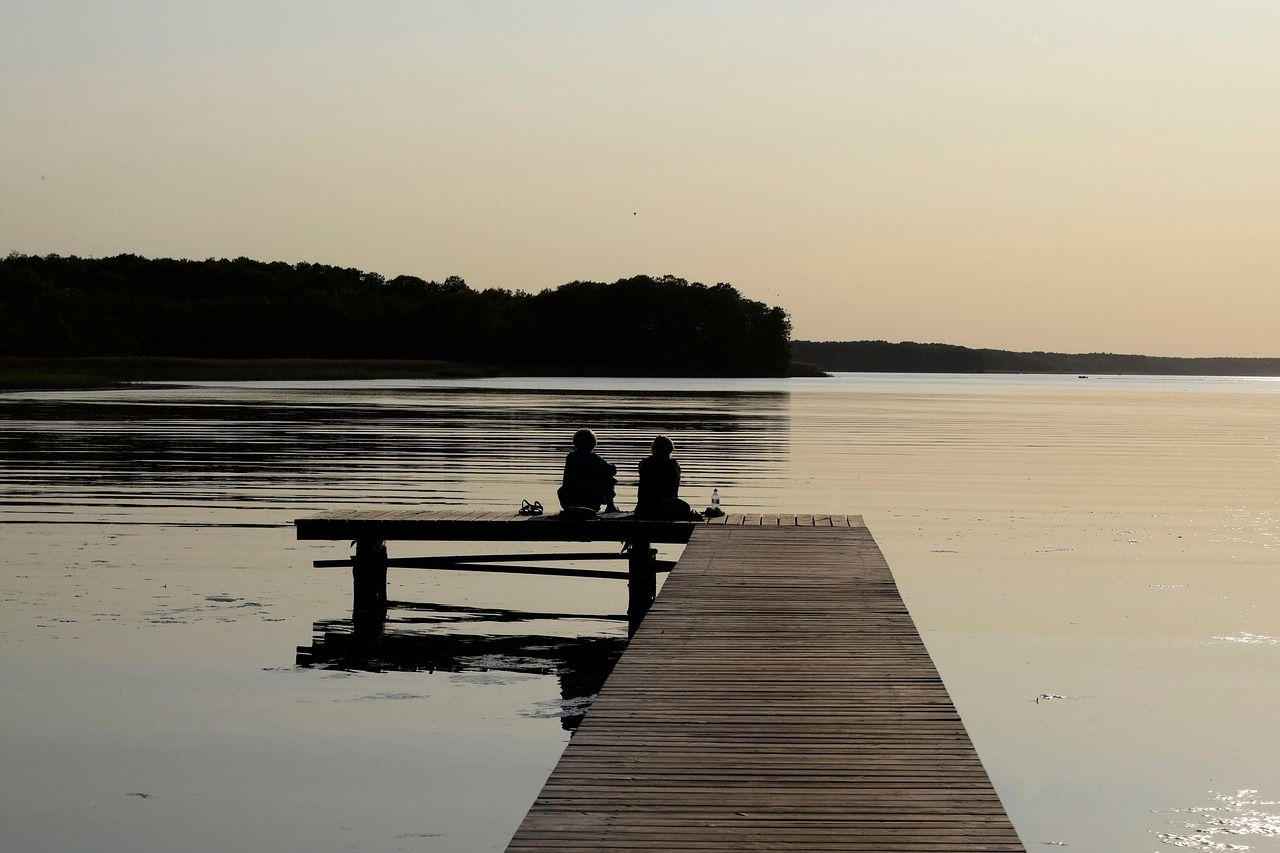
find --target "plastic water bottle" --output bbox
[711,488,720,511]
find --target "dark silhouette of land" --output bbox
[792,339,1280,377]
[6,253,1275,384]
[0,253,791,381]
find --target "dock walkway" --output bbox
[294,510,1024,850]
[505,519,1025,851]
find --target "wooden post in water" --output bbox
[626,540,657,637]
[352,538,388,610]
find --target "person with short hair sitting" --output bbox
[635,434,690,519]
[557,428,620,513]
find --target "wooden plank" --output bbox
[427,508,486,521]
[294,511,698,544]
[505,523,1024,852]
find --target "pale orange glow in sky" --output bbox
[3,2,1277,357]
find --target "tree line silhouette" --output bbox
[0,254,792,377]
[791,339,1280,377]
[11,253,1265,379]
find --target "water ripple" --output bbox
[1157,790,1280,850]
[1210,633,1280,646]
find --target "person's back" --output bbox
[635,435,683,519]
[558,428,619,513]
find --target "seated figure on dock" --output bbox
[635,434,691,519]
[557,428,620,513]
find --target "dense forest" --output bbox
[0,254,792,377]
[792,340,1280,377]
[9,253,1273,381]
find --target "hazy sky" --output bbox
[4,2,1277,357]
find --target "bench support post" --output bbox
[352,538,388,611]
[627,540,657,637]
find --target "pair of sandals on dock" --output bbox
[520,498,717,522]
[519,499,619,520]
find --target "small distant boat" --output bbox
[1078,375,1088,379]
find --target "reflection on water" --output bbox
[1157,790,1280,850]
[0,385,789,521]
[1210,633,1280,646]
[6,374,1280,852]
[298,603,627,731]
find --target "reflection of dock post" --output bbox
[352,538,388,610]
[627,540,657,637]
[351,606,387,651]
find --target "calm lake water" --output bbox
[3,373,1279,852]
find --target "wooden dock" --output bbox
[294,510,1025,851]
[295,507,700,545]
[506,520,1024,852]
[295,507,704,631]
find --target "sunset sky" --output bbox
[4,2,1277,357]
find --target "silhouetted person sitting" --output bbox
[635,434,690,519]
[557,428,619,513]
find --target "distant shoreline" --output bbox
[0,257,792,380]
[792,340,1280,378]
[0,357,495,389]
[7,346,1280,391]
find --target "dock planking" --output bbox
[297,508,744,625]
[298,508,687,544]
[294,508,854,545]
[295,509,859,620]
[293,509,1023,849]
[504,521,1025,852]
